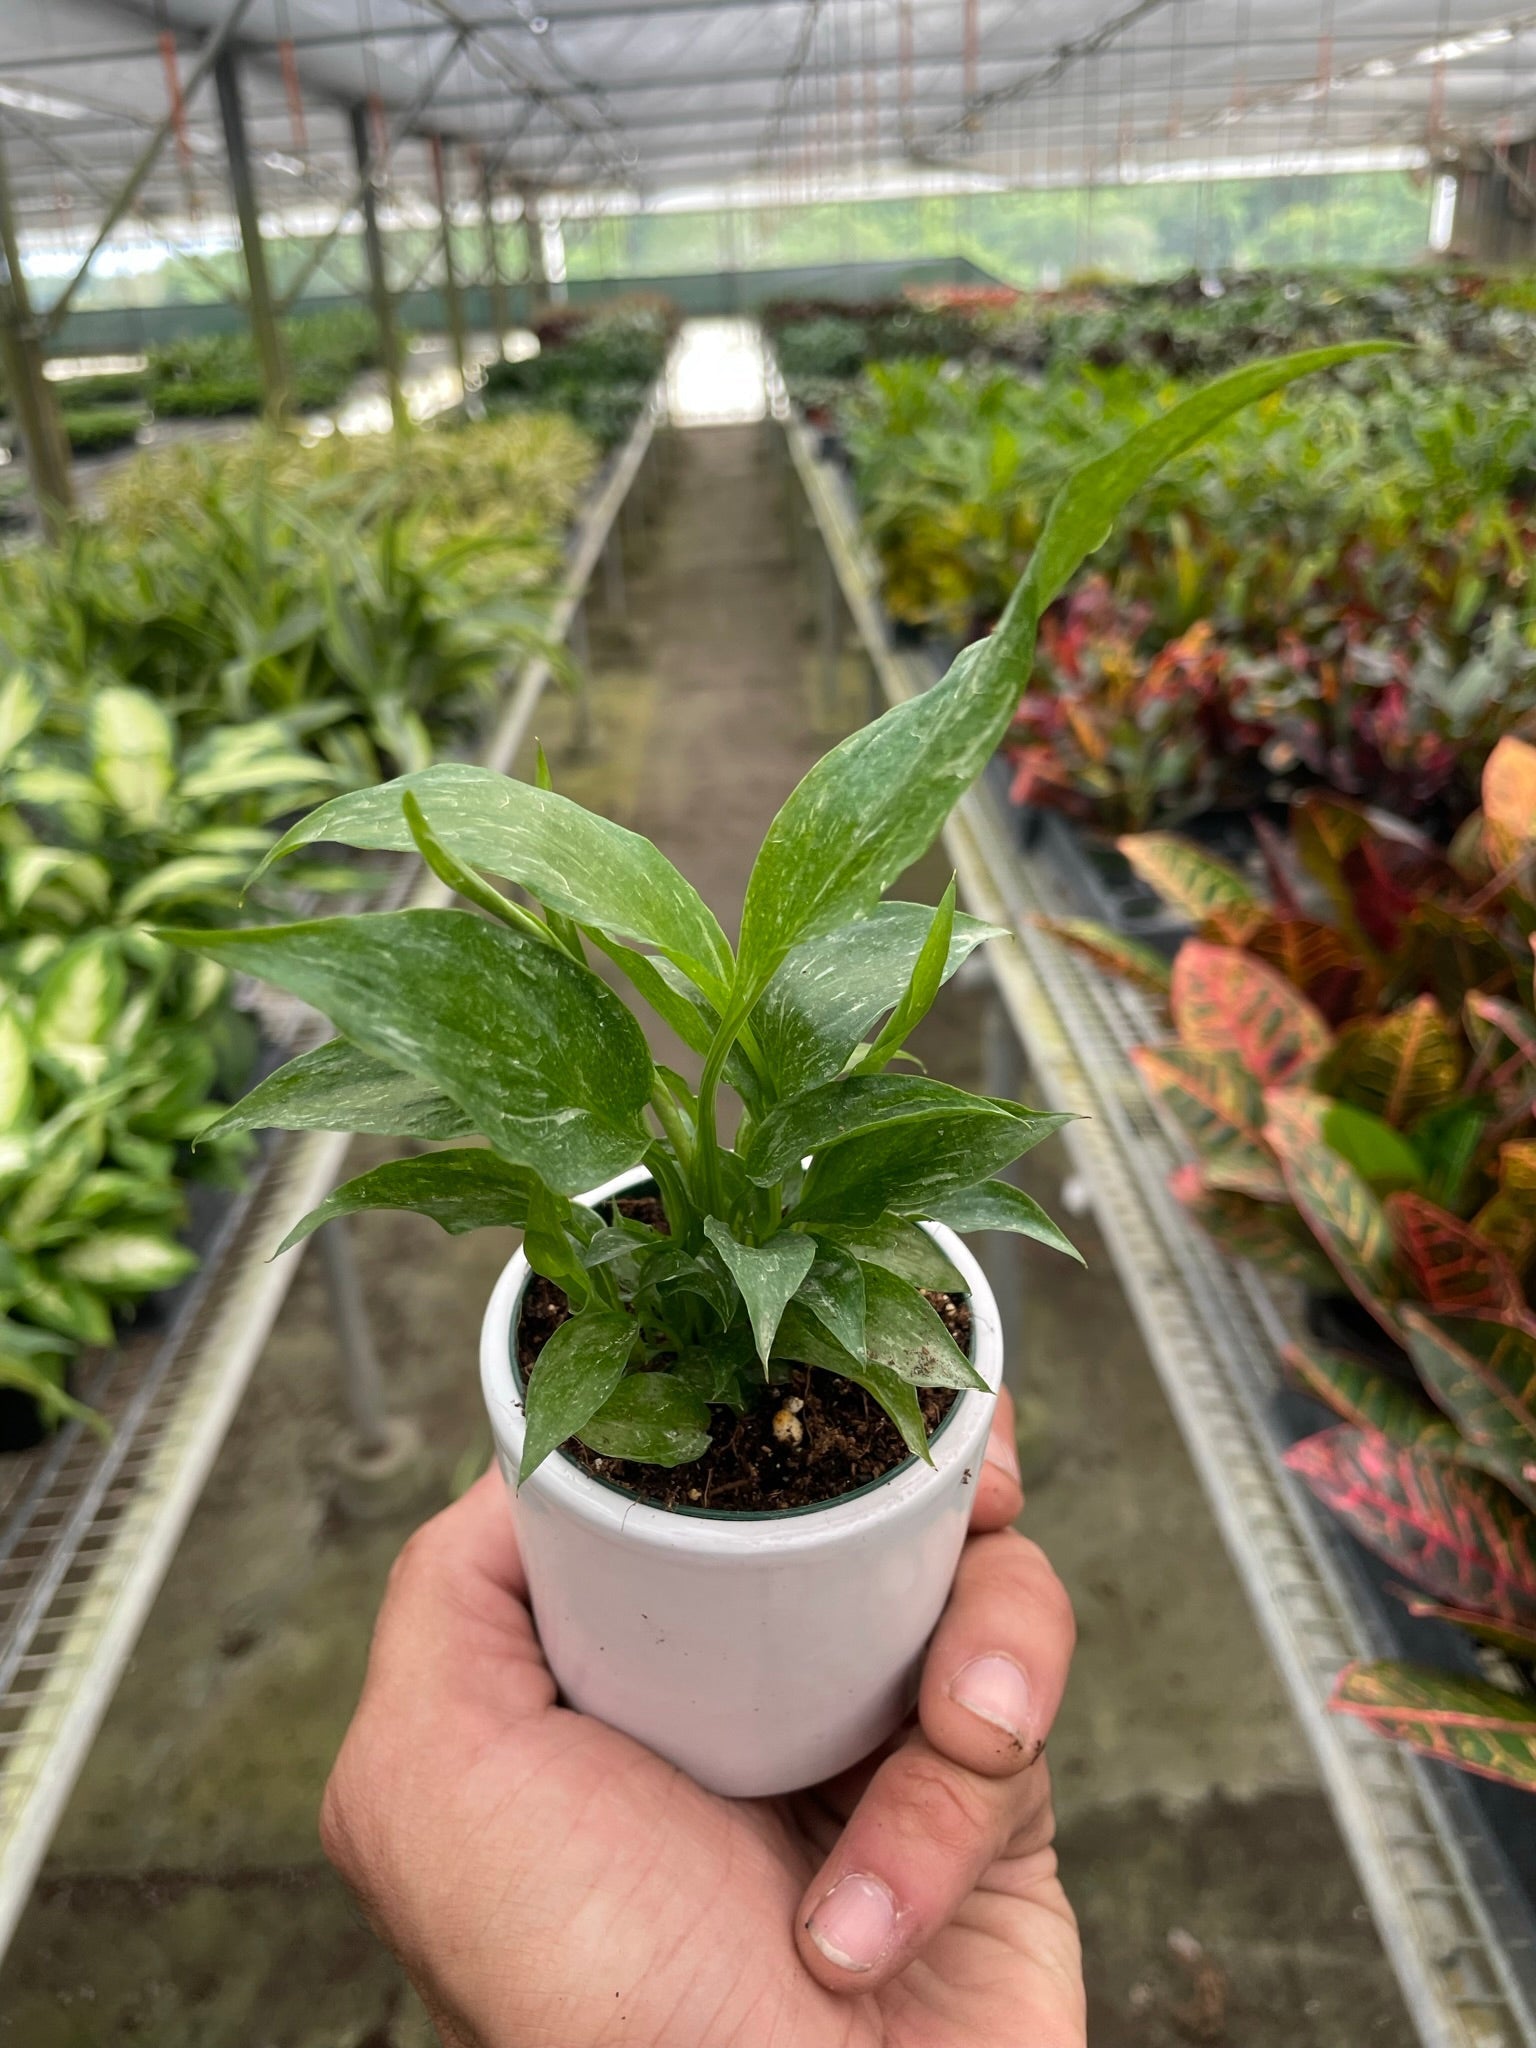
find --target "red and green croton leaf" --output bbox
[1033,916,1173,998]
[1330,1661,1536,1792]
[1230,913,1378,1028]
[1283,1341,1458,1450]
[1316,996,1466,1130]
[1115,832,1260,925]
[1401,1310,1536,1513]
[1172,942,1334,1086]
[1132,1046,1283,1198]
[1475,1141,1536,1277]
[1284,1426,1536,1624]
[1387,1195,1528,1319]
[1167,1164,1337,1290]
[1393,1592,1536,1661]
[1264,1088,1400,1337]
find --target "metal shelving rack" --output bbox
[779,389,1536,2048]
[0,381,667,1959]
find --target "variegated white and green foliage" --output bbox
[0,922,257,1423]
[0,676,355,1424]
[175,347,1379,1478]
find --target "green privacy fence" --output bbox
[42,258,993,359]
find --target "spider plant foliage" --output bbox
[162,345,1383,1481]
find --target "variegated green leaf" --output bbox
[794,1244,867,1360]
[1331,1660,1536,1792]
[857,1261,986,1392]
[518,1310,637,1481]
[166,911,653,1195]
[774,1300,931,1464]
[808,1216,963,1293]
[90,685,175,829]
[737,347,1391,997]
[1131,1044,1281,1198]
[579,1373,713,1468]
[57,1231,198,1294]
[203,1038,475,1143]
[254,764,734,1005]
[276,1151,537,1255]
[0,666,43,768]
[1282,1341,1459,1449]
[1168,1163,1339,1290]
[1117,833,1260,924]
[1392,1592,1536,1661]
[1034,917,1173,998]
[1264,1088,1399,1335]
[703,1219,815,1367]
[1387,1197,1526,1319]
[1316,996,1465,1128]
[924,1179,1083,1262]
[1402,1311,1536,1500]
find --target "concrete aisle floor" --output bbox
[0,423,1410,2046]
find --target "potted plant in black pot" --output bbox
[169,343,1382,1796]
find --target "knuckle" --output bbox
[994,1532,1076,1645]
[384,1518,443,1600]
[318,1759,361,1876]
[887,1754,995,1860]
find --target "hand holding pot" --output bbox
[322,1389,1083,2048]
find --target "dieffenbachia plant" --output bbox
[164,346,1385,1481]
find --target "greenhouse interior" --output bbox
[3,1,1536,2044]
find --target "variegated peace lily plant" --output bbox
[166,347,1381,1485]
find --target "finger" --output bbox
[362,1468,552,1723]
[969,1384,1024,1532]
[795,1730,1055,1992]
[919,1528,1074,1776]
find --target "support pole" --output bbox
[429,134,467,393]
[318,1220,389,1458]
[522,190,550,314]
[319,1216,428,1515]
[349,101,408,435]
[213,47,288,422]
[0,128,71,532]
[479,156,509,360]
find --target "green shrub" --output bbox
[61,405,145,455]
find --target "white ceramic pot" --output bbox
[479,1167,1002,1798]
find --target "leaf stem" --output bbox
[649,1076,694,1172]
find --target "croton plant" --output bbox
[159,349,1381,1488]
[1050,736,1536,1789]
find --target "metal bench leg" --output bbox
[320,1218,427,1515]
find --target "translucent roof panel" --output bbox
[1,0,1533,231]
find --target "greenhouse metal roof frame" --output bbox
[3,1,1536,233]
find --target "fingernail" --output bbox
[984,1431,1021,1487]
[949,1653,1032,1744]
[806,1873,897,1972]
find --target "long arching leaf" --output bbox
[736,345,1394,997]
